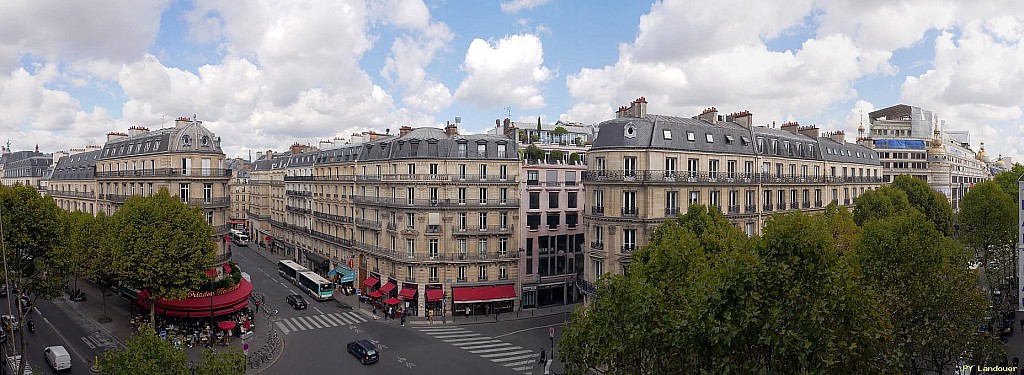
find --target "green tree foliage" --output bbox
[54,211,105,291]
[104,188,216,328]
[890,175,954,236]
[100,327,189,375]
[560,207,890,374]
[959,181,1016,266]
[852,186,911,227]
[817,202,862,255]
[552,126,569,144]
[196,347,246,375]
[523,144,544,161]
[991,163,1024,199]
[856,210,1002,373]
[549,150,564,163]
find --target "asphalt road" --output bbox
[233,247,572,375]
[0,295,119,375]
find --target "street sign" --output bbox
[243,343,249,351]
[549,327,554,338]
[159,330,167,339]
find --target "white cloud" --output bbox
[381,22,455,114]
[500,0,552,14]
[455,34,554,110]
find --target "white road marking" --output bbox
[470,346,523,354]
[482,350,533,359]
[312,306,324,315]
[275,321,291,334]
[434,333,481,339]
[490,353,536,362]
[443,336,493,343]
[459,342,510,350]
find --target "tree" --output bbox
[523,144,544,161]
[560,207,890,374]
[817,202,861,255]
[549,150,564,163]
[104,188,216,329]
[959,181,1016,266]
[991,163,1024,199]
[856,210,1002,374]
[0,184,72,375]
[569,152,581,164]
[552,126,569,144]
[890,175,954,236]
[196,347,246,375]
[852,186,911,227]
[100,327,189,375]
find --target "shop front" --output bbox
[452,284,516,316]
[328,261,357,295]
[304,251,330,275]
[398,284,419,317]
[136,278,253,318]
[424,286,444,318]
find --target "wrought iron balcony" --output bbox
[590,241,603,250]
[763,204,773,212]
[790,202,799,209]
[621,245,636,254]
[745,205,757,213]
[665,207,680,216]
[48,190,96,199]
[621,207,638,217]
[452,225,513,236]
[727,205,740,214]
[591,206,604,215]
[95,168,232,178]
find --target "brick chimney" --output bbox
[399,126,413,137]
[615,105,627,119]
[728,111,752,128]
[698,107,719,124]
[780,121,799,135]
[632,97,647,117]
[445,121,458,136]
[797,125,819,139]
[106,132,128,142]
[174,116,191,128]
[265,150,273,160]
[828,130,845,143]
[368,131,379,141]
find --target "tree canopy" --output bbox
[560,206,891,374]
[959,180,1016,264]
[890,175,954,236]
[856,210,1000,373]
[103,188,216,328]
[852,186,911,227]
[991,163,1024,199]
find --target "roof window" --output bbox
[663,130,672,140]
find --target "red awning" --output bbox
[379,282,396,295]
[205,269,217,278]
[137,278,254,315]
[425,289,444,303]
[368,291,383,298]
[363,277,379,288]
[398,287,417,300]
[218,321,236,331]
[383,297,402,305]
[223,264,232,273]
[452,284,516,304]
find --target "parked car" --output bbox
[286,295,307,310]
[347,340,379,365]
[1,315,18,332]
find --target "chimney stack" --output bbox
[368,131,379,141]
[632,97,647,117]
[399,126,413,137]
[728,110,752,128]
[174,116,191,128]
[265,150,273,160]
[698,107,719,124]
[828,130,845,143]
[106,132,128,142]
[445,121,458,136]
[797,125,819,139]
[780,121,800,135]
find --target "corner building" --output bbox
[281,124,520,318]
[580,99,883,295]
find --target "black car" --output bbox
[286,295,307,310]
[347,340,379,365]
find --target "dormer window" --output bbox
[201,136,210,146]
[182,134,191,146]
[662,130,671,140]
[705,133,714,143]
[154,140,161,149]
[624,122,637,138]
[725,135,734,144]
[686,131,695,141]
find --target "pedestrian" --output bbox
[495,310,499,322]
[254,300,261,314]
[373,306,378,320]
[465,306,471,317]
[401,312,406,327]
[538,349,546,364]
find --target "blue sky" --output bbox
[1,0,1022,162]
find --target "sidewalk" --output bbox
[53,276,279,373]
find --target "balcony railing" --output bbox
[347,240,519,262]
[187,197,230,208]
[777,203,786,210]
[591,241,603,250]
[211,224,230,235]
[591,206,604,215]
[313,211,350,224]
[728,205,740,214]
[212,250,232,264]
[285,190,312,197]
[665,207,679,216]
[49,190,96,199]
[763,204,773,212]
[582,171,883,184]
[745,205,757,213]
[354,218,381,230]
[452,225,513,236]
[621,245,636,254]
[577,273,597,296]
[621,207,638,217]
[802,201,810,208]
[790,202,799,209]
[285,205,311,214]
[283,175,313,181]
[95,168,232,178]
[844,199,851,205]
[350,196,518,209]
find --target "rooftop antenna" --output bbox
[161,115,166,128]
[504,107,511,118]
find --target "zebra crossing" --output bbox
[417,326,540,374]
[274,311,368,334]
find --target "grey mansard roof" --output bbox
[98,121,223,161]
[592,114,878,166]
[50,150,102,180]
[315,127,518,164]
[2,151,53,178]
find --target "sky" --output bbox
[2,0,1024,162]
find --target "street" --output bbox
[0,295,119,374]
[234,245,571,375]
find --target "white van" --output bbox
[43,346,70,372]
